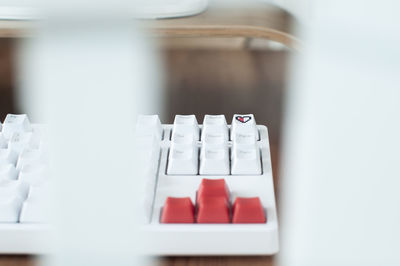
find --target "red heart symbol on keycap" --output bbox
[236,116,251,123]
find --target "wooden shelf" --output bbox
[0,4,300,49]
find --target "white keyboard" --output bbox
[0,113,279,255]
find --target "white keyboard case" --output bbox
[0,124,279,255]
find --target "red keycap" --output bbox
[161,197,195,223]
[196,197,230,223]
[196,178,230,204]
[232,197,266,223]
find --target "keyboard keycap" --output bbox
[16,148,47,171]
[0,164,18,181]
[171,125,197,145]
[174,114,199,126]
[135,134,160,171]
[0,149,18,165]
[202,131,228,145]
[231,145,261,175]
[199,145,230,175]
[136,115,163,140]
[20,201,46,223]
[0,180,29,202]
[196,197,230,223]
[19,164,49,186]
[19,185,49,223]
[232,197,266,223]
[197,178,230,203]
[161,197,195,223]
[232,132,257,145]
[167,143,198,175]
[231,114,259,142]
[203,115,228,127]
[173,115,199,141]
[0,181,47,223]
[2,114,32,140]
[8,132,35,154]
[0,195,24,222]
[201,115,228,145]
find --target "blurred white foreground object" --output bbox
[133,0,208,18]
[0,0,208,19]
[280,1,400,266]
[18,4,161,264]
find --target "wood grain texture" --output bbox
[0,39,16,121]
[0,4,299,49]
[0,256,36,266]
[157,256,275,266]
[149,3,300,50]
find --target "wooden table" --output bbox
[0,3,293,265]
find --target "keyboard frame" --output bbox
[0,123,279,255]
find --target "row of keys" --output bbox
[136,115,163,141]
[167,144,261,175]
[0,114,49,223]
[171,114,259,144]
[161,179,266,224]
[134,114,261,144]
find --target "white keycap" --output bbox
[134,134,160,223]
[20,200,47,223]
[232,131,257,145]
[202,131,229,145]
[231,114,259,142]
[231,144,261,175]
[134,133,160,221]
[2,114,32,140]
[0,133,7,148]
[174,114,198,126]
[18,164,49,186]
[16,148,47,171]
[0,164,18,181]
[0,180,29,201]
[8,132,35,154]
[27,184,50,201]
[167,143,198,175]
[203,114,228,126]
[173,115,199,140]
[199,145,230,175]
[135,133,159,150]
[135,134,160,176]
[171,125,198,145]
[136,115,163,140]
[201,115,229,144]
[19,185,50,223]
[0,148,18,165]
[0,195,24,222]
